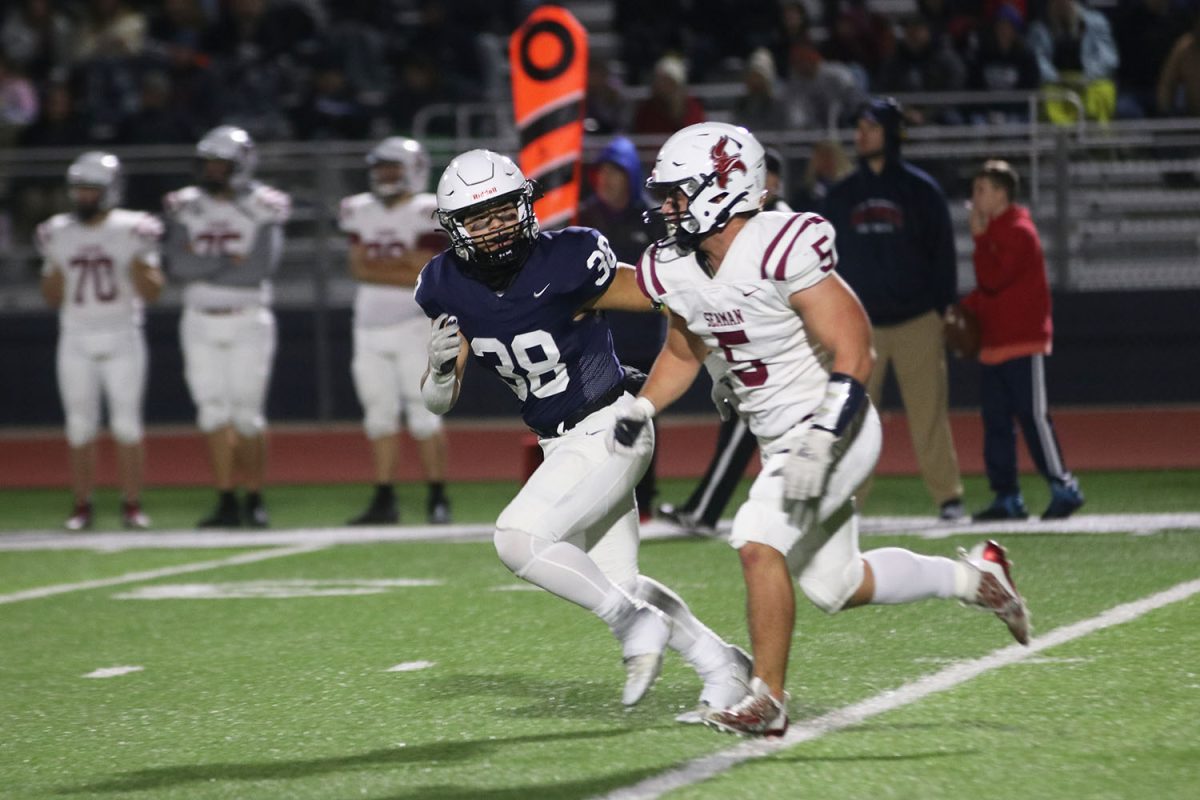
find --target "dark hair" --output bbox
[976,159,1019,199]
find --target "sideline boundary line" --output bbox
[0,544,327,605]
[2,512,1198,552]
[596,576,1200,800]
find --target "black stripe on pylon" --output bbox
[518,101,583,149]
[529,162,576,193]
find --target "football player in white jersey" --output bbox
[613,122,1033,736]
[163,125,290,528]
[38,152,164,530]
[340,137,452,525]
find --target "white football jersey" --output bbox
[164,183,291,309]
[37,209,163,333]
[636,210,839,440]
[339,192,442,328]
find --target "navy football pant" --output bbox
[981,354,1072,495]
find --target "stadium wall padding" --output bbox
[3,289,1198,428]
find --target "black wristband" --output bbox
[811,372,867,437]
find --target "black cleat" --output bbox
[348,500,399,525]
[198,493,241,529]
[242,492,269,528]
[427,497,451,525]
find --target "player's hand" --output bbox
[609,397,655,457]
[710,374,740,422]
[427,313,461,380]
[782,427,836,503]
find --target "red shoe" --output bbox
[958,540,1032,645]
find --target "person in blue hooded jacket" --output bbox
[578,136,665,517]
[822,97,965,521]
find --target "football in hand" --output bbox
[943,304,980,359]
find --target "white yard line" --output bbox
[2,513,1199,552]
[597,576,1200,800]
[0,544,327,605]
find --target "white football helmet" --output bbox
[195,124,257,192]
[67,151,122,218]
[367,136,430,199]
[645,122,766,252]
[436,149,540,288]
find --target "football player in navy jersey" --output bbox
[415,149,750,718]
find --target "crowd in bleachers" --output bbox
[3,0,1200,153]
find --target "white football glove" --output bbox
[782,427,837,503]
[609,396,656,457]
[427,313,461,381]
[710,374,740,422]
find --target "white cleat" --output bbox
[676,645,755,724]
[702,677,789,737]
[620,605,671,706]
[958,539,1032,645]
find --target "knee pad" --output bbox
[109,412,143,445]
[65,413,99,447]
[404,403,443,440]
[494,527,546,578]
[196,399,231,433]
[363,405,399,440]
[232,407,266,437]
[798,555,864,615]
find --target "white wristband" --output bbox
[421,372,455,415]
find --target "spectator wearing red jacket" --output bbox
[959,160,1084,521]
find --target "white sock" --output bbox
[863,547,959,605]
[635,576,729,675]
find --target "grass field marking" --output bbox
[3,513,1199,551]
[0,544,328,605]
[386,661,436,672]
[596,575,1200,800]
[83,666,144,679]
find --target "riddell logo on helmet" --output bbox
[472,187,499,200]
[710,136,747,189]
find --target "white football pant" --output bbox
[56,328,148,447]
[731,404,883,613]
[181,306,276,436]
[351,318,443,441]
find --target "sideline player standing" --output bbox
[416,149,750,718]
[38,152,164,530]
[341,137,452,525]
[613,122,1032,736]
[163,126,289,528]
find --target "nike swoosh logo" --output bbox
[533,283,551,298]
[742,287,761,297]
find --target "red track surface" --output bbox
[1,407,1197,489]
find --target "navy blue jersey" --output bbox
[415,227,624,433]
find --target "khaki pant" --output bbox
[861,310,962,508]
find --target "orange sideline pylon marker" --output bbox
[509,6,588,229]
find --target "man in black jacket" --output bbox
[823,98,964,520]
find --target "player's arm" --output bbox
[420,314,469,415]
[781,273,876,504]
[639,309,708,412]
[588,264,657,312]
[789,272,874,383]
[40,263,64,308]
[215,224,283,285]
[162,218,228,279]
[132,256,164,302]
[348,242,438,288]
[610,309,707,455]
